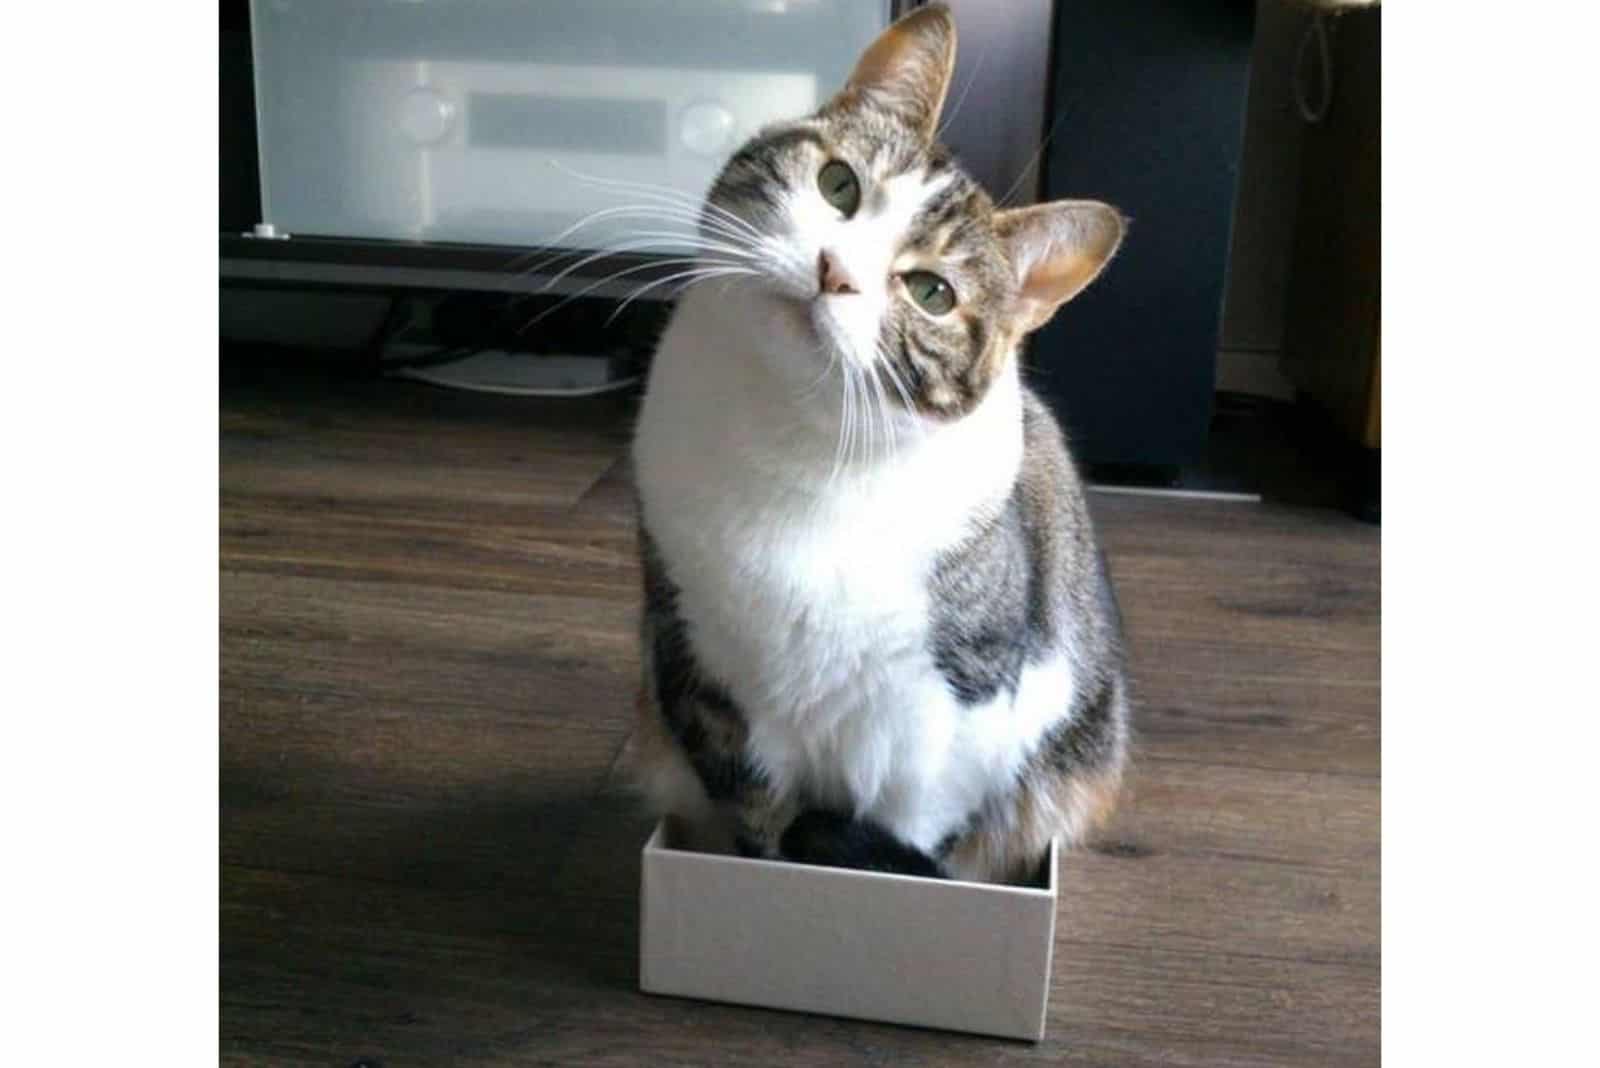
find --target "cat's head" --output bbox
[703,3,1123,420]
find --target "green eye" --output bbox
[903,271,956,315]
[817,160,861,217]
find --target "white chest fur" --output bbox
[634,288,1073,851]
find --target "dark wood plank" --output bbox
[1102,760,1378,873]
[222,928,1376,1068]
[1130,670,1378,776]
[223,501,639,598]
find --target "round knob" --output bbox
[399,88,456,146]
[679,101,735,157]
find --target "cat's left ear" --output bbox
[828,4,957,142]
[994,201,1126,334]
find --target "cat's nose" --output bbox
[817,249,860,296]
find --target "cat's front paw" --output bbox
[779,809,946,879]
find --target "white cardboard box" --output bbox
[639,819,1059,1041]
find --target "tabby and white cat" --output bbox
[631,4,1129,884]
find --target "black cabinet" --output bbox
[1030,0,1255,470]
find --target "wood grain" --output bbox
[221,370,1379,1066]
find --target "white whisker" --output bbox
[867,358,896,461]
[544,160,767,243]
[877,342,918,417]
[605,265,757,325]
[936,44,989,141]
[799,345,842,400]
[501,205,750,282]
[831,361,855,485]
[518,257,743,334]
[538,236,749,295]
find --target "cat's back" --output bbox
[1016,384,1127,708]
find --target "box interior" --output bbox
[650,816,1055,891]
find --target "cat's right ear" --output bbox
[825,4,957,143]
[994,200,1126,335]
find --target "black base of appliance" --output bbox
[1028,0,1255,468]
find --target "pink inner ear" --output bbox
[1001,202,1124,332]
[1023,253,1106,308]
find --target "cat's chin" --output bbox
[772,293,818,340]
[729,285,872,391]
[748,287,828,351]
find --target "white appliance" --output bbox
[248,0,888,252]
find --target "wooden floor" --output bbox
[221,363,1379,1067]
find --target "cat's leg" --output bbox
[653,685,797,859]
[730,777,797,860]
[634,619,796,856]
[775,679,955,878]
[673,693,804,860]
[779,809,946,878]
[941,676,1130,883]
[637,544,799,856]
[939,764,1123,883]
[632,681,733,853]
[777,773,951,877]
[640,670,938,871]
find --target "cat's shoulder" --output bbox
[1016,384,1089,514]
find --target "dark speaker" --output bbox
[1029,0,1254,470]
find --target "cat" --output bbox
[630,3,1129,884]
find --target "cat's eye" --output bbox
[903,271,956,316]
[817,160,861,218]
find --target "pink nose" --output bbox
[818,249,859,295]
